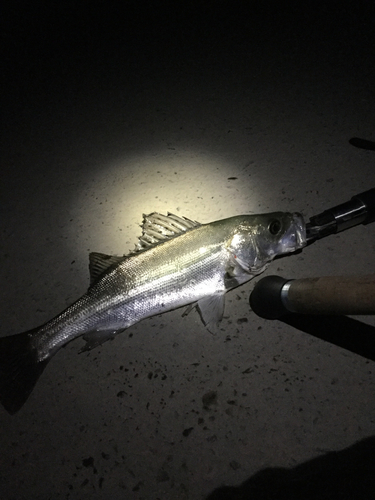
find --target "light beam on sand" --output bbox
[69,147,274,258]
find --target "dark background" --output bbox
[1,2,375,499]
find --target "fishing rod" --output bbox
[250,188,375,319]
[305,188,375,243]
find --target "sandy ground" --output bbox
[1,2,375,499]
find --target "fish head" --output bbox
[228,212,306,275]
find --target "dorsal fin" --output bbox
[135,212,200,251]
[89,252,124,285]
[89,214,200,282]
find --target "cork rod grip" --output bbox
[285,275,375,315]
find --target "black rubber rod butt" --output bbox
[250,275,375,319]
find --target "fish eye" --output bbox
[268,219,282,235]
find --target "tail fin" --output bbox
[0,330,49,414]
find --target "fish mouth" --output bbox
[281,212,307,252]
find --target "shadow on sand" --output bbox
[206,436,375,499]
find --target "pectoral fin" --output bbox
[197,292,225,333]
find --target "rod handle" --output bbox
[250,275,375,318]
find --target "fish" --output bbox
[0,211,306,414]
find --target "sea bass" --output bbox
[0,211,306,414]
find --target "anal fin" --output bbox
[79,329,124,353]
[182,302,196,317]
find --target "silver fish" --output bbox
[0,211,306,413]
